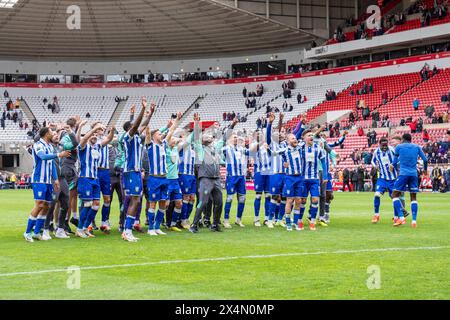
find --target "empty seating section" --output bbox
[115,94,199,132]
[26,96,117,125]
[156,94,199,129]
[115,95,164,131]
[376,68,450,122]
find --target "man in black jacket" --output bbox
[343,168,351,192]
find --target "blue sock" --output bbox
[411,201,418,221]
[101,203,111,222]
[237,201,245,219]
[264,196,271,219]
[293,209,300,225]
[393,198,403,218]
[25,216,37,234]
[374,196,380,215]
[285,212,291,227]
[154,210,165,230]
[84,207,98,229]
[78,206,90,230]
[254,196,261,218]
[310,203,319,222]
[34,216,46,234]
[181,201,189,220]
[269,201,279,221]
[224,199,232,220]
[125,215,135,231]
[147,209,155,230]
[278,201,286,221]
[299,204,306,220]
[172,207,181,225]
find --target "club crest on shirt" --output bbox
[38,191,43,197]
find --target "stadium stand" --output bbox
[25,96,118,127]
[375,68,450,124]
[286,71,423,128]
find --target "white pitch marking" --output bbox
[0,246,449,278]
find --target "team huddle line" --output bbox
[23,97,428,242]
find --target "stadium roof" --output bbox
[0,0,320,60]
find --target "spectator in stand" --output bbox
[362,105,370,120]
[357,126,364,136]
[416,117,424,132]
[342,168,351,191]
[297,93,302,104]
[0,117,4,130]
[432,65,439,75]
[413,98,420,111]
[223,112,227,121]
[408,118,418,133]
[431,167,443,192]
[357,165,366,191]
[243,87,247,98]
[424,104,435,118]
[349,111,355,124]
[351,169,359,191]
[381,90,388,104]
[370,166,378,192]
[422,129,430,143]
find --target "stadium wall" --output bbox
[2,53,450,98]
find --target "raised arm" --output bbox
[129,98,147,137]
[138,102,156,134]
[166,112,182,143]
[101,125,116,147]
[80,123,104,148]
[277,113,284,133]
[266,112,275,145]
[328,132,347,148]
[224,117,238,143]
[76,120,88,143]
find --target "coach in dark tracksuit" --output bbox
[109,142,124,226]
[189,121,226,233]
[44,131,70,234]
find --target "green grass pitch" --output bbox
[0,189,449,300]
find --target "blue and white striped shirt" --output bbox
[223,144,249,177]
[270,140,287,174]
[147,140,167,176]
[301,143,326,180]
[253,145,272,175]
[179,144,196,176]
[371,146,398,181]
[78,143,101,179]
[98,143,109,169]
[123,133,144,173]
[281,145,303,176]
[31,139,56,184]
